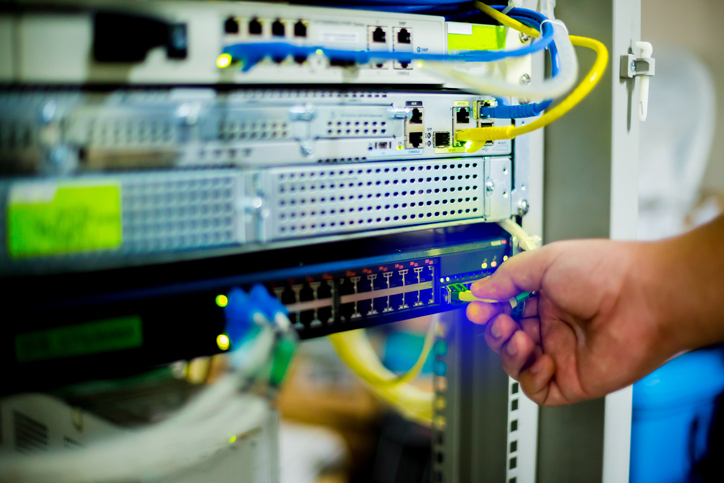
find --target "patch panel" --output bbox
[1,1,448,85]
[0,89,513,174]
[1,222,511,391]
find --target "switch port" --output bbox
[408,132,423,148]
[248,17,263,35]
[372,27,387,43]
[410,108,423,124]
[434,132,451,148]
[294,20,307,38]
[397,28,411,44]
[224,16,239,34]
[456,107,470,124]
[271,19,285,37]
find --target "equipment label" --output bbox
[318,30,360,44]
[7,182,122,258]
[15,316,143,362]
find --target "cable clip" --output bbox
[619,42,655,121]
[540,19,569,35]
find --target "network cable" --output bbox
[478,6,561,119]
[455,4,608,151]
[0,286,295,483]
[329,219,541,427]
[218,11,555,71]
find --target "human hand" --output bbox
[466,239,678,406]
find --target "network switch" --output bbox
[0,155,515,274]
[0,88,513,174]
[0,1,451,85]
[2,222,511,392]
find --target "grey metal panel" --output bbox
[0,89,513,172]
[433,308,510,482]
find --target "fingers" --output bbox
[466,295,538,326]
[470,245,558,300]
[466,301,502,326]
[518,355,556,405]
[483,313,517,353]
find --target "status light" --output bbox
[215,294,229,307]
[217,334,230,351]
[217,54,233,68]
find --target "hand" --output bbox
[466,239,678,406]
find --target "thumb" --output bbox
[471,246,555,300]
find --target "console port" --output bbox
[248,17,263,35]
[294,20,307,38]
[434,132,450,148]
[398,61,411,69]
[410,108,423,124]
[294,55,307,65]
[408,132,423,148]
[397,28,411,44]
[271,19,285,37]
[372,26,387,43]
[224,16,239,34]
[456,107,470,124]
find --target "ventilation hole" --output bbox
[14,412,48,454]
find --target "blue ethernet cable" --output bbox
[221,5,555,72]
[479,6,561,119]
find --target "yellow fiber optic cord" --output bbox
[328,318,436,426]
[456,5,609,152]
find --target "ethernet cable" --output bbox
[330,219,541,427]
[0,287,294,483]
[455,5,609,151]
[477,7,561,118]
[421,5,578,101]
[219,12,555,72]
[328,316,438,425]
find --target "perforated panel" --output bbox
[85,118,176,148]
[266,158,486,239]
[121,170,244,253]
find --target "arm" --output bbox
[466,215,724,406]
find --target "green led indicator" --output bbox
[215,294,228,307]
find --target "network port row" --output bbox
[270,260,436,330]
[224,16,308,38]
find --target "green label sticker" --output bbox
[15,316,143,362]
[7,182,122,258]
[448,25,507,52]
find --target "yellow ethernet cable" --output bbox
[474,1,540,39]
[328,317,436,425]
[457,5,609,152]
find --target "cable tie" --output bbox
[540,18,569,35]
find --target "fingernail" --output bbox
[506,342,518,356]
[491,320,502,338]
[530,360,542,375]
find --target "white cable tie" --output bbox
[540,19,568,35]
[502,5,514,14]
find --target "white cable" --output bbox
[498,218,541,252]
[423,22,578,101]
[0,326,278,483]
